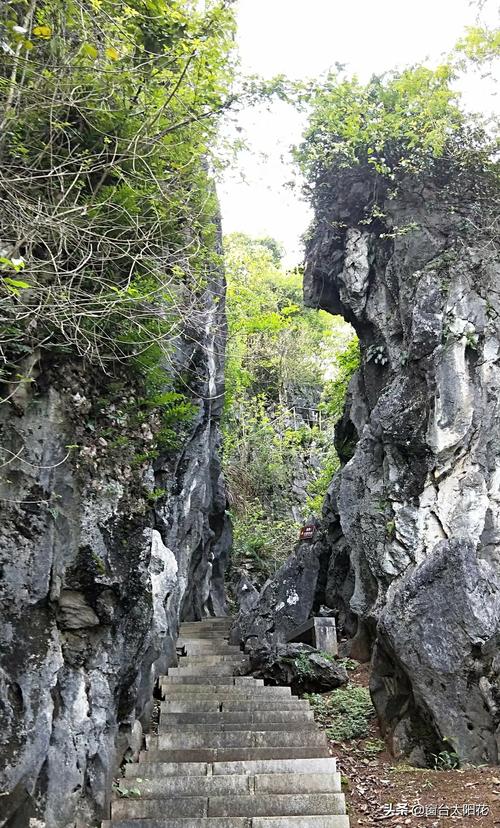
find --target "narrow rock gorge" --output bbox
[0,264,230,826]
[237,161,500,765]
[2,3,500,825]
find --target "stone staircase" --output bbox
[104,617,350,828]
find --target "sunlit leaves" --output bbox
[105,46,119,61]
[81,42,98,59]
[455,25,500,64]
[32,24,52,38]
[296,66,465,184]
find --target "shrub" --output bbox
[306,685,376,741]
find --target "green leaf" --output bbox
[33,25,52,39]
[81,42,99,59]
[105,46,120,61]
[3,278,31,289]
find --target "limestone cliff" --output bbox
[0,269,230,826]
[236,161,500,766]
[304,163,500,764]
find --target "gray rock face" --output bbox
[232,530,327,650]
[302,166,500,763]
[237,165,500,764]
[234,575,260,614]
[0,274,230,824]
[372,538,500,765]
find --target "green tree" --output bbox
[295,29,499,195]
[0,0,236,386]
[223,233,356,584]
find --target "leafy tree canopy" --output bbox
[295,27,499,189]
[0,0,237,388]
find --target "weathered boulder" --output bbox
[239,642,348,695]
[232,527,328,649]
[372,538,500,765]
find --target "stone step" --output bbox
[159,710,314,726]
[160,701,309,713]
[105,619,349,827]
[114,772,341,798]
[157,721,318,734]
[161,677,262,687]
[178,633,230,640]
[111,793,345,820]
[162,676,249,686]
[104,816,350,827]
[181,640,241,649]
[160,694,294,704]
[179,618,234,635]
[180,656,246,665]
[159,686,292,698]
[167,664,249,676]
[168,658,249,676]
[152,731,327,751]
[125,757,337,779]
[180,617,233,625]
[140,746,331,763]
[179,618,234,634]
[162,678,263,687]
[180,631,233,637]
[159,696,295,706]
[182,646,243,656]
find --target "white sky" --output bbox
[219,0,499,265]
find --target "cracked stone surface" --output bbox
[237,165,500,765]
[0,268,231,825]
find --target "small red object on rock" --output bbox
[299,524,316,541]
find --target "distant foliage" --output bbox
[321,338,361,421]
[223,233,356,583]
[231,501,298,581]
[455,25,500,64]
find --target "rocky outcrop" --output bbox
[232,528,326,650]
[237,642,348,695]
[235,162,500,765]
[302,164,500,764]
[0,271,230,824]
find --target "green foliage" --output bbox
[305,450,340,515]
[0,0,236,394]
[432,750,460,770]
[113,783,141,799]
[295,65,465,183]
[306,685,376,742]
[145,488,167,503]
[295,32,499,214]
[336,658,359,671]
[321,338,361,420]
[294,652,314,677]
[363,738,386,756]
[385,519,396,539]
[224,232,346,409]
[455,25,500,64]
[230,500,298,581]
[223,233,356,581]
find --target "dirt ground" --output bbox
[323,666,500,828]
